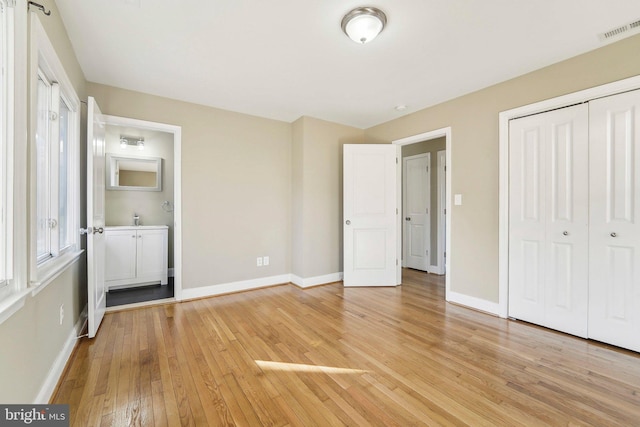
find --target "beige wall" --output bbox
[88,83,292,287]
[366,33,640,302]
[0,0,87,403]
[291,117,364,278]
[401,137,446,265]
[105,127,175,268]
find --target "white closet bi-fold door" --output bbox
[509,89,640,352]
[509,104,589,338]
[588,90,640,352]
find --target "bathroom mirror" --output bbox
[106,154,162,191]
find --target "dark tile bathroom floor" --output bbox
[106,278,174,307]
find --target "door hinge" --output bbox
[396,157,398,164]
[444,208,446,215]
[426,208,429,214]
[396,208,398,214]
[396,259,398,266]
[426,166,429,172]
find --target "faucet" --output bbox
[133,213,140,226]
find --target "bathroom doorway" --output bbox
[101,116,182,309]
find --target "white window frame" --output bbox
[29,13,81,294]
[0,0,13,299]
[0,0,30,325]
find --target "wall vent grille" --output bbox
[599,19,640,42]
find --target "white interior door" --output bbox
[87,96,106,338]
[588,89,640,352]
[403,153,430,271]
[509,104,589,337]
[344,144,398,287]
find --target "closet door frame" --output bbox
[498,74,640,318]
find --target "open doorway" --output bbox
[101,116,182,309]
[393,128,451,298]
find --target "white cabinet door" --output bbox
[343,144,398,287]
[588,89,640,352]
[104,229,137,282]
[403,153,430,271]
[509,104,589,337]
[136,228,168,283]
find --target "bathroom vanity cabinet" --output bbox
[104,226,169,290]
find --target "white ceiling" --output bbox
[54,0,640,129]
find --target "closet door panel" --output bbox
[509,119,546,325]
[544,107,589,337]
[589,89,640,352]
[509,105,588,336]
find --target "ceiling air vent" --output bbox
[598,19,640,42]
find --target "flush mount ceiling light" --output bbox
[341,7,387,44]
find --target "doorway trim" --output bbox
[393,127,451,300]
[498,74,640,319]
[102,114,183,301]
[436,150,446,275]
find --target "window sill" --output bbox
[31,250,84,297]
[0,288,31,326]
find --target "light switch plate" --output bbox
[454,194,463,205]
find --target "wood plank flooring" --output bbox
[52,269,640,426]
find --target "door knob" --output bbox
[405,217,411,221]
[345,220,351,225]
[562,231,569,236]
[610,232,617,237]
[93,227,104,234]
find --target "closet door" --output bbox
[589,89,640,352]
[509,105,589,337]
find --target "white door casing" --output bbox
[403,153,430,271]
[588,89,640,352]
[101,114,182,301]
[437,150,446,274]
[508,104,589,337]
[343,144,398,287]
[87,96,106,338]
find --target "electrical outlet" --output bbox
[59,304,64,325]
[257,257,263,267]
[263,256,269,266]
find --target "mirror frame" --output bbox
[106,153,162,191]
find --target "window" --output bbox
[0,0,13,299]
[31,14,81,286]
[35,75,74,262]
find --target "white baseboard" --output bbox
[290,272,343,288]
[34,304,87,404]
[181,274,291,300]
[446,291,500,316]
[168,268,175,277]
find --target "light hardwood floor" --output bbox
[52,269,640,426]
